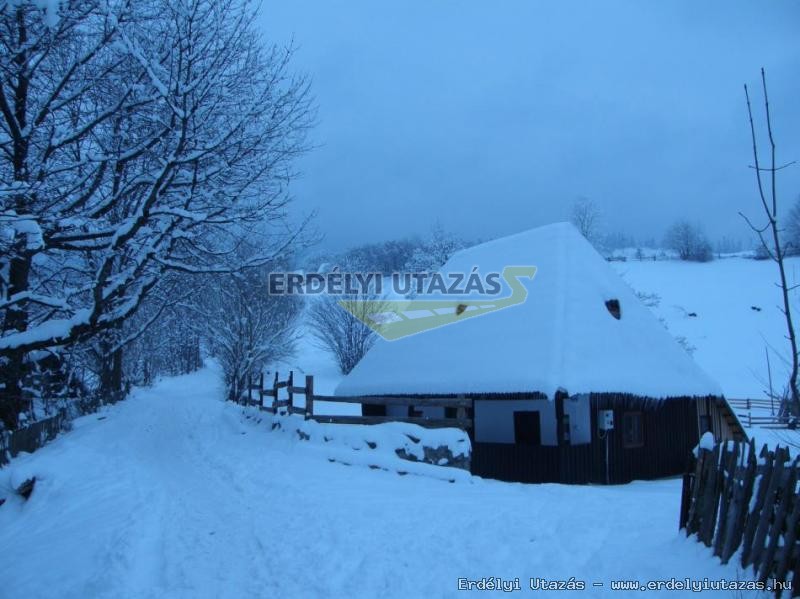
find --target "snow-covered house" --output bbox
[335,223,744,484]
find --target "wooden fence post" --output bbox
[721,439,757,564]
[698,443,722,546]
[685,448,708,536]
[749,446,788,572]
[248,372,253,405]
[679,468,694,531]
[759,460,797,583]
[713,441,740,558]
[288,371,294,413]
[305,375,314,419]
[272,371,279,414]
[259,373,264,408]
[741,444,775,567]
[774,458,800,590]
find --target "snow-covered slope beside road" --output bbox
[1,365,750,598]
[612,256,800,400]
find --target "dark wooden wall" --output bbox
[471,394,703,484]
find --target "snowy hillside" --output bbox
[0,365,750,599]
[611,256,800,400]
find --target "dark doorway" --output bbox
[362,404,386,416]
[514,411,541,445]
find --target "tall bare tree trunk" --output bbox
[0,7,32,428]
[741,69,800,418]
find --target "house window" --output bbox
[622,412,644,448]
[513,411,541,446]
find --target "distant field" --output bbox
[611,255,800,400]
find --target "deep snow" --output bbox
[0,365,759,598]
[611,255,800,400]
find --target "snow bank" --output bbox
[243,408,472,483]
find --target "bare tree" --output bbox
[739,69,800,418]
[664,220,713,262]
[570,197,602,243]
[308,293,384,375]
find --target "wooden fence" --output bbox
[244,372,472,430]
[0,410,67,466]
[680,440,800,596]
[1,390,128,467]
[728,398,794,429]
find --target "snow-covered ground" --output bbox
[612,255,800,400]
[0,365,756,598]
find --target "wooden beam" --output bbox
[310,415,472,429]
[312,395,471,408]
[287,371,294,412]
[305,375,314,419]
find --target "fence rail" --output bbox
[726,398,796,429]
[727,398,778,409]
[680,440,800,597]
[243,371,472,430]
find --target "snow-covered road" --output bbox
[1,367,753,598]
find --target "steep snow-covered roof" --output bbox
[335,222,721,399]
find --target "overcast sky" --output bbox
[258,1,800,251]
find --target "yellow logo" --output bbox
[339,266,536,341]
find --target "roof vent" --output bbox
[605,299,621,320]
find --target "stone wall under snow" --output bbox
[253,411,472,482]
